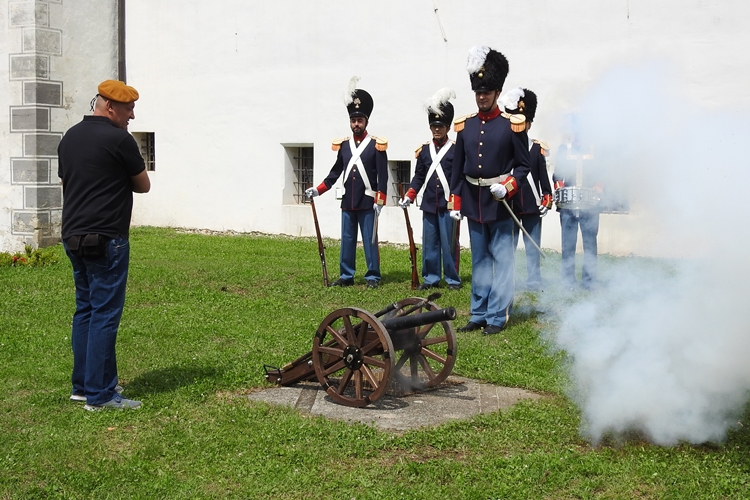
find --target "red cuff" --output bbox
[542,193,554,209]
[375,191,387,206]
[405,188,417,202]
[501,177,519,198]
[554,180,565,190]
[316,182,329,195]
[448,194,461,211]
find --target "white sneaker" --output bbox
[84,394,141,411]
[70,385,123,402]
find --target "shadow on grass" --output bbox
[128,364,223,395]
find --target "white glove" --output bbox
[489,183,507,200]
[449,210,463,221]
[539,205,549,217]
[398,197,412,209]
[373,203,382,216]
[305,187,319,198]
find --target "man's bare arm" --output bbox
[131,170,151,193]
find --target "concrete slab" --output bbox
[248,376,542,432]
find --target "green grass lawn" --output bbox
[1,227,748,499]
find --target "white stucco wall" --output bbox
[0,0,118,253]
[119,1,750,257]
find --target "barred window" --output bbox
[389,160,411,206]
[132,132,155,171]
[291,147,314,204]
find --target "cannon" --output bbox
[264,293,457,407]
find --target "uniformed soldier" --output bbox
[552,117,602,290]
[448,46,531,335]
[500,87,554,291]
[399,88,461,291]
[306,77,388,289]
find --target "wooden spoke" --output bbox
[360,364,381,390]
[336,368,354,395]
[325,324,348,347]
[316,345,344,358]
[361,356,386,369]
[321,359,346,377]
[394,351,410,371]
[420,347,447,364]
[421,335,448,347]
[341,314,354,344]
[417,354,437,380]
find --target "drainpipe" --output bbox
[118,0,126,81]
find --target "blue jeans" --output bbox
[421,210,460,286]
[340,209,380,282]
[560,209,599,285]
[64,236,130,405]
[467,218,515,328]
[513,214,543,288]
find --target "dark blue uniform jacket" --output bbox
[321,137,388,210]
[409,141,454,214]
[515,141,552,215]
[450,113,530,223]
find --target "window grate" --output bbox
[133,132,156,171]
[292,147,314,204]
[390,160,411,205]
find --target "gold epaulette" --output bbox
[372,136,388,151]
[507,113,526,133]
[533,139,550,157]
[331,137,349,151]
[453,113,476,133]
[414,143,427,158]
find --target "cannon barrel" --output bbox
[380,307,456,332]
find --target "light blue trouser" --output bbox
[560,209,599,285]
[421,210,461,286]
[340,208,380,282]
[512,214,543,288]
[467,218,515,328]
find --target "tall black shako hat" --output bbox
[344,76,373,119]
[425,88,455,128]
[500,87,538,122]
[467,46,509,92]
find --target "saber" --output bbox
[371,210,378,245]
[500,198,546,259]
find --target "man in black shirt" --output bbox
[58,79,150,410]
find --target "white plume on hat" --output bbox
[499,87,525,111]
[466,45,491,74]
[344,76,360,105]
[424,88,456,116]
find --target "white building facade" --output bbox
[2,0,749,256]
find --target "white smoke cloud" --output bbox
[544,61,750,445]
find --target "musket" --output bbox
[399,185,420,289]
[309,197,330,286]
[500,198,546,258]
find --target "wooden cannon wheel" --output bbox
[312,307,394,407]
[384,297,457,392]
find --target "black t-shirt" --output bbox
[58,116,145,239]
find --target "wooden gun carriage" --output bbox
[264,294,457,407]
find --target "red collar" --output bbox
[477,106,501,121]
[353,131,367,142]
[433,137,449,148]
